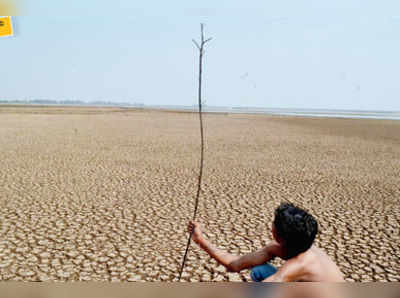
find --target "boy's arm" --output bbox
[189,221,277,272]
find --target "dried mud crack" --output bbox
[0,107,399,282]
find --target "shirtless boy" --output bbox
[188,203,344,282]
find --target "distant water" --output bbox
[2,103,399,120]
[150,106,400,121]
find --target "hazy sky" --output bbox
[1,1,400,110]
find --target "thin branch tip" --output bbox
[192,39,201,50]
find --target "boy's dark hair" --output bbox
[273,203,318,258]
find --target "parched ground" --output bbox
[0,106,399,282]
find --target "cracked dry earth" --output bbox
[0,106,399,282]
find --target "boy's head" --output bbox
[273,203,318,258]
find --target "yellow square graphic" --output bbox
[0,16,13,37]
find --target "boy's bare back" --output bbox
[271,244,344,282]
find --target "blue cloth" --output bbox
[250,263,277,282]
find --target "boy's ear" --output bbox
[272,225,283,244]
[272,225,278,241]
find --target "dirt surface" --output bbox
[0,106,399,282]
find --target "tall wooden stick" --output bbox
[178,23,212,281]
